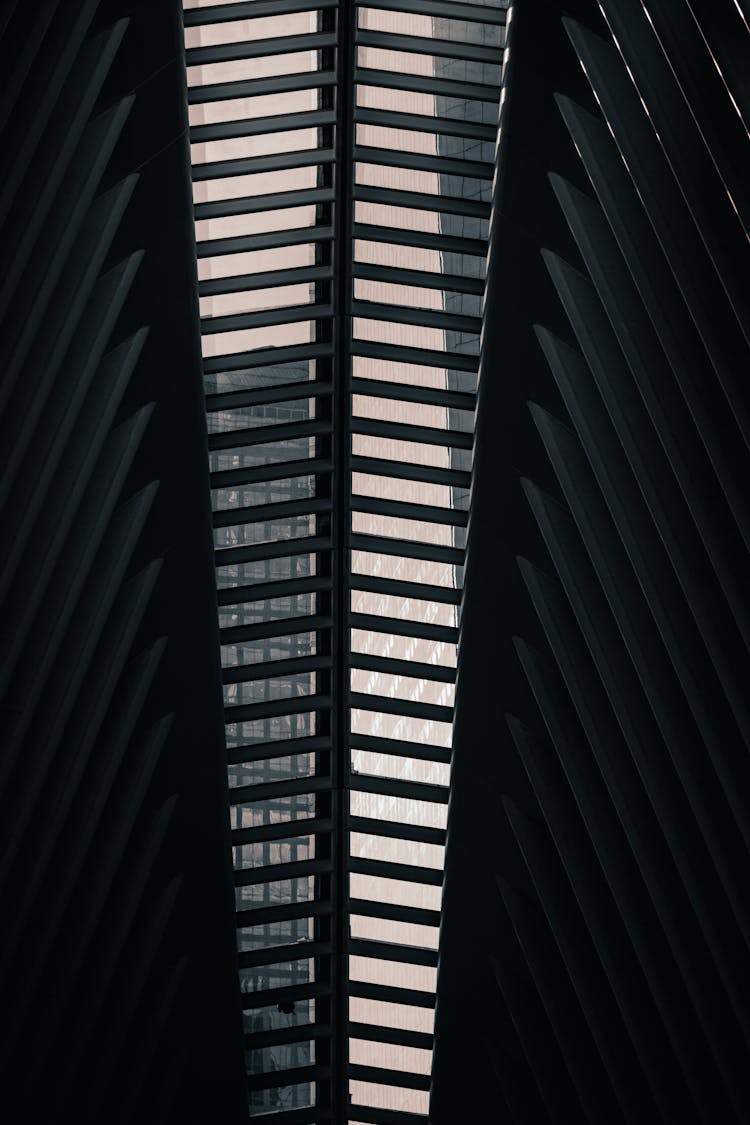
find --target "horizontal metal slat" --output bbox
[349,897,440,927]
[218,574,332,607]
[356,28,502,65]
[348,980,436,1008]
[354,65,500,103]
[247,1063,331,1093]
[349,856,444,886]
[200,263,332,297]
[354,219,486,257]
[356,0,508,25]
[212,495,330,529]
[354,181,490,220]
[220,612,331,645]
[186,31,337,67]
[348,1021,433,1051]
[212,457,333,492]
[208,416,330,451]
[348,819,443,846]
[352,338,479,372]
[215,532,332,567]
[352,415,474,449]
[198,223,333,259]
[350,697,452,733]
[348,1063,430,1091]
[238,938,331,969]
[352,493,468,527]
[225,693,332,725]
[190,107,335,144]
[348,1103,427,1124]
[240,979,330,1010]
[232,814,333,846]
[352,297,482,334]
[350,532,463,565]
[193,145,334,182]
[228,734,332,768]
[355,104,497,142]
[229,773,331,805]
[244,1021,331,1051]
[353,260,484,295]
[348,937,439,967]
[350,653,456,687]
[349,765,450,803]
[201,300,331,333]
[350,572,462,605]
[235,856,333,887]
[350,731,451,763]
[354,142,494,181]
[223,653,331,685]
[203,339,333,374]
[350,454,471,490]
[350,693,453,724]
[195,185,335,223]
[184,0,336,25]
[348,990,436,1026]
[350,731,452,764]
[206,379,331,412]
[350,501,461,540]
[229,742,329,766]
[189,69,337,104]
[214,503,325,535]
[236,897,331,928]
[350,611,458,645]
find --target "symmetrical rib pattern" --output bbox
[183,0,505,1118]
[433,0,750,1121]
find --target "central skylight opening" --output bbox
[183,0,506,1118]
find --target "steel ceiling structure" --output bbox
[1,0,749,1123]
[184,0,506,1118]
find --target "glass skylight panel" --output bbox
[348,5,501,1114]
[184,0,505,1117]
[185,3,335,1116]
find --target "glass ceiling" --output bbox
[183,0,507,1118]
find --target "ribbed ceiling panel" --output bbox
[183,0,507,1117]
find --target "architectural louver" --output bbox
[184,0,506,1118]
